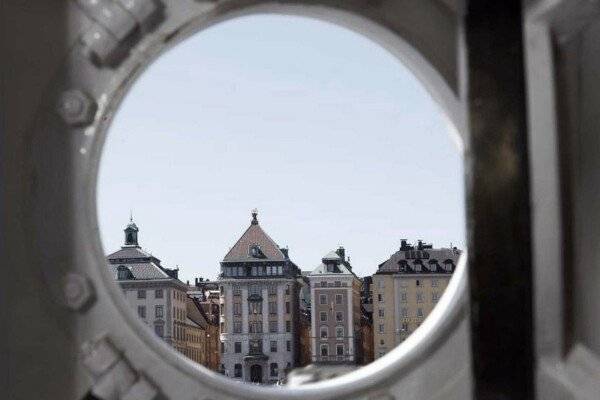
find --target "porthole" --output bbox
[47,1,470,399]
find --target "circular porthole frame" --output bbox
[36,1,471,399]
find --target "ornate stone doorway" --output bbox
[250,364,263,384]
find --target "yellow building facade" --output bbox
[372,240,461,359]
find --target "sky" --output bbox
[98,15,465,284]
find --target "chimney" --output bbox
[280,247,289,259]
[336,246,346,260]
[400,239,410,251]
[417,240,424,250]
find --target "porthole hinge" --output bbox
[81,335,160,400]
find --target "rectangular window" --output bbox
[268,285,277,295]
[234,342,242,353]
[377,294,383,302]
[401,322,409,331]
[320,312,327,322]
[378,324,384,334]
[155,305,164,318]
[401,292,407,303]
[335,294,343,304]
[220,342,225,354]
[336,344,344,356]
[320,326,328,338]
[233,322,242,333]
[320,344,328,356]
[155,289,163,298]
[319,294,327,305]
[269,321,278,333]
[285,301,290,314]
[335,311,343,322]
[249,340,262,354]
[249,301,262,314]
[154,325,164,337]
[137,290,146,299]
[416,292,424,303]
[432,292,439,303]
[335,326,344,338]
[138,306,146,318]
[286,340,291,351]
[378,309,384,318]
[417,308,424,318]
[269,301,277,314]
[285,320,291,333]
[270,341,278,352]
[233,288,241,296]
[233,302,241,316]
[401,307,408,317]
[431,279,439,287]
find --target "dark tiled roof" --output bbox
[377,246,462,274]
[107,246,160,263]
[222,223,287,263]
[109,262,169,280]
[186,297,209,329]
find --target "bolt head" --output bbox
[63,273,95,311]
[57,90,97,126]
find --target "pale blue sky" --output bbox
[98,15,465,283]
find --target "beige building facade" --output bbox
[308,247,362,364]
[372,240,461,359]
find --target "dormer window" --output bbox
[249,244,263,258]
[326,263,335,272]
[117,265,131,280]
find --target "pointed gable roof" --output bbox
[222,211,287,263]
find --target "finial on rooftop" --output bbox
[130,210,133,223]
[251,208,259,225]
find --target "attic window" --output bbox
[249,244,261,258]
[117,265,131,280]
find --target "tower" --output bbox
[124,216,139,246]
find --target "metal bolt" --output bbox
[57,89,97,126]
[63,273,95,311]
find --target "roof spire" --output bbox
[130,209,133,223]
[251,208,259,225]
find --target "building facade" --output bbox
[372,240,461,359]
[308,247,362,364]
[107,219,189,353]
[218,210,302,384]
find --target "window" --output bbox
[320,326,328,338]
[335,311,343,322]
[320,344,328,357]
[233,302,241,316]
[138,306,146,318]
[336,344,344,356]
[335,326,344,338]
[233,322,242,333]
[432,292,440,303]
[270,341,277,352]
[378,324,384,334]
[285,301,290,314]
[155,305,163,318]
[319,294,327,305]
[321,281,327,287]
[268,285,276,295]
[402,307,408,317]
[416,279,421,286]
[155,289,163,298]
[117,266,130,280]
[401,292,407,303]
[269,321,278,333]
[286,340,291,351]
[220,342,225,354]
[380,339,385,345]
[154,324,164,337]
[432,279,439,287]
[335,294,343,304]
[270,363,278,377]
[249,285,261,296]
[417,308,424,318]
[233,287,241,296]
[326,264,333,272]
[249,339,262,354]
[378,308,385,318]
[320,311,327,322]
[377,293,383,302]
[249,322,262,333]
[234,363,242,378]
[285,320,291,333]
[137,290,146,299]
[416,292,424,303]
[234,342,241,353]
[249,301,262,314]
[269,301,277,314]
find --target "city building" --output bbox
[308,247,362,364]
[107,218,189,353]
[372,239,461,359]
[188,277,221,371]
[218,210,302,384]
